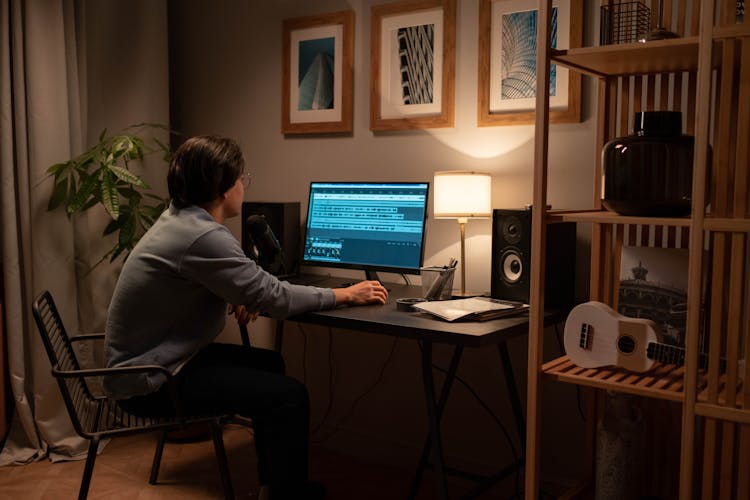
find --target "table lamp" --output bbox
[433,171,492,297]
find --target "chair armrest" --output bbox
[53,364,187,422]
[52,364,173,379]
[70,333,105,343]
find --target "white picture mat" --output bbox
[380,8,443,119]
[290,24,343,124]
[489,0,570,113]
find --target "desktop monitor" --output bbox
[302,182,429,281]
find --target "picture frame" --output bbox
[370,0,456,131]
[477,0,582,126]
[282,10,354,134]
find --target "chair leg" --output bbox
[210,420,234,500]
[78,437,99,500]
[149,430,168,484]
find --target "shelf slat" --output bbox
[695,402,750,425]
[547,210,692,226]
[547,211,750,231]
[704,217,750,232]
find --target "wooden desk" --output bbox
[279,279,562,500]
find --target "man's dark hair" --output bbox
[168,135,245,208]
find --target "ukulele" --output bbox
[563,301,736,373]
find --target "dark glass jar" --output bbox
[602,111,697,217]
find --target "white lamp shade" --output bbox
[433,171,492,219]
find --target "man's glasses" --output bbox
[240,173,252,188]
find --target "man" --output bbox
[104,135,387,499]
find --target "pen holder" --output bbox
[420,266,456,300]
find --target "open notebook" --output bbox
[413,297,529,322]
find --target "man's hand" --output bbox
[333,280,388,306]
[228,304,259,326]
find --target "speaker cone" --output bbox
[501,249,523,283]
[502,216,523,245]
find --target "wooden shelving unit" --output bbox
[551,36,705,77]
[525,1,750,499]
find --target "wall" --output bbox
[168,0,596,491]
[75,0,171,333]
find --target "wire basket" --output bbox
[600,2,651,45]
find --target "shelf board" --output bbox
[713,24,750,40]
[543,356,687,401]
[544,356,744,407]
[704,217,750,232]
[547,210,692,226]
[551,37,713,77]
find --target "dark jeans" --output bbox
[118,343,310,499]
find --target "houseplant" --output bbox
[47,123,172,267]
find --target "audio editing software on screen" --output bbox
[302,182,428,272]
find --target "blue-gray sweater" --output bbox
[103,204,334,399]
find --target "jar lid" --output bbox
[634,111,682,136]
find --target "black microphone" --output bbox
[245,214,285,274]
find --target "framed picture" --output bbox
[282,11,354,134]
[618,246,690,347]
[370,0,456,131]
[478,0,582,126]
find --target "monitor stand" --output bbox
[365,270,381,282]
[337,270,383,289]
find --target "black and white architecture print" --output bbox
[397,24,434,105]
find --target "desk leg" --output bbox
[498,341,525,450]
[239,324,251,347]
[459,341,527,499]
[274,320,285,353]
[409,343,463,500]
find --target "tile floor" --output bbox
[0,425,467,499]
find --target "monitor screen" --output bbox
[302,182,429,277]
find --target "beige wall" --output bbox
[70,0,171,334]
[168,0,595,488]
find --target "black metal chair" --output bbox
[31,290,238,500]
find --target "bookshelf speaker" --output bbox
[491,208,576,306]
[241,202,300,276]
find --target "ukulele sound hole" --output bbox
[617,335,636,354]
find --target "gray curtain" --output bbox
[0,0,169,464]
[0,0,88,464]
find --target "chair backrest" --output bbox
[32,291,98,437]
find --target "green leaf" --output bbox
[153,137,169,152]
[71,148,99,169]
[109,244,127,263]
[67,174,99,213]
[47,161,70,175]
[101,171,120,220]
[118,210,136,247]
[47,178,69,211]
[80,196,99,212]
[117,186,141,199]
[139,204,162,227]
[141,203,166,219]
[108,165,149,188]
[45,122,175,268]
[129,137,145,158]
[103,218,120,236]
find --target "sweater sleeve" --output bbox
[180,225,335,318]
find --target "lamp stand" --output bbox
[453,217,482,298]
